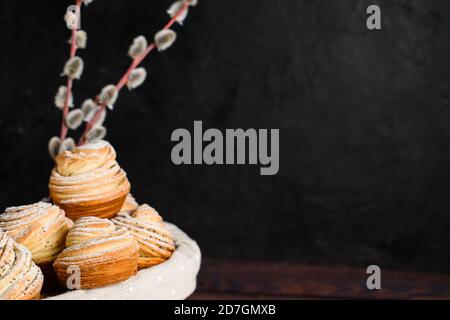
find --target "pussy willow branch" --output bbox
[77,2,190,145]
[60,0,82,141]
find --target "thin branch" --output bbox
[78,2,190,145]
[60,0,83,141]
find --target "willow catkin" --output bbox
[66,109,84,130]
[183,0,198,6]
[75,30,87,49]
[64,11,78,30]
[86,125,107,143]
[127,68,147,90]
[81,99,97,121]
[154,29,177,52]
[48,137,62,159]
[167,1,189,25]
[82,0,94,6]
[60,138,76,153]
[128,36,147,59]
[99,85,119,110]
[63,56,84,80]
[54,86,72,109]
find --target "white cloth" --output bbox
[45,223,201,300]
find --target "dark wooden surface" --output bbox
[189,260,450,300]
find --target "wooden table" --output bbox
[189,260,450,300]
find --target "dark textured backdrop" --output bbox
[0,0,449,273]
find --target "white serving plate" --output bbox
[45,223,201,300]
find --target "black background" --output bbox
[0,0,449,273]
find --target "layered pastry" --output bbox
[49,140,131,220]
[119,194,139,215]
[0,231,44,300]
[53,216,138,289]
[112,204,175,269]
[0,202,73,266]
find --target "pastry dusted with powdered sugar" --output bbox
[49,140,131,220]
[0,202,73,266]
[53,216,138,289]
[119,193,139,215]
[0,231,44,300]
[112,204,175,269]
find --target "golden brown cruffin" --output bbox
[0,202,73,266]
[112,204,175,269]
[119,193,139,215]
[49,140,131,220]
[53,216,138,289]
[0,231,44,300]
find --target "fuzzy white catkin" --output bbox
[154,29,177,51]
[54,86,73,109]
[63,56,84,79]
[183,0,198,6]
[59,138,76,153]
[86,125,107,143]
[99,85,119,110]
[81,99,97,121]
[127,68,147,90]
[83,0,94,5]
[167,1,189,25]
[75,30,87,48]
[128,36,148,59]
[48,137,61,159]
[64,11,78,30]
[66,109,84,130]
[87,108,107,125]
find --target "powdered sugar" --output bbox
[49,142,130,210]
[76,140,111,151]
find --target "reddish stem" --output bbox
[60,0,82,141]
[78,2,190,145]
